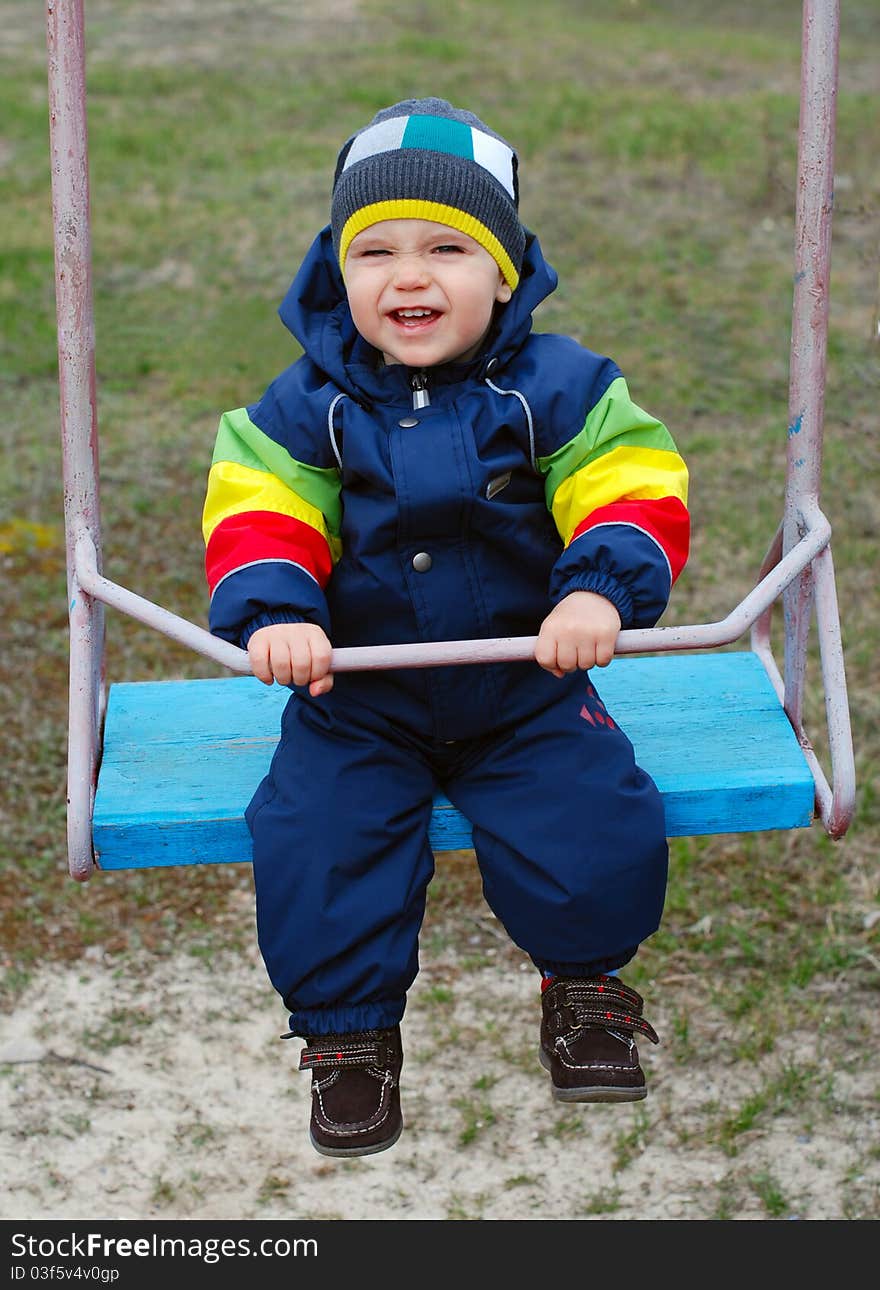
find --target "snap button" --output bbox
[398,416,419,428]
[412,552,433,573]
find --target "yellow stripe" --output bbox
[202,460,341,560]
[550,445,689,547]
[339,199,519,289]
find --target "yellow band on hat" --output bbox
[338,199,520,290]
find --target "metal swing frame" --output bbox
[47,0,856,882]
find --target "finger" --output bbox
[248,639,274,686]
[593,639,616,668]
[533,635,557,672]
[309,638,333,681]
[289,641,314,689]
[264,641,291,687]
[535,649,565,678]
[555,641,579,673]
[576,643,598,672]
[309,674,334,697]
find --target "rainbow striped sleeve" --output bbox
[203,407,342,641]
[539,376,689,625]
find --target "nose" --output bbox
[391,252,430,289]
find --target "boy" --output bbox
[203,98,689,1157]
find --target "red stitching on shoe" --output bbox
[563,1008,659,1044]
[301,1045,382,1070]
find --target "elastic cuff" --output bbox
[241,609,306,649]
[285,998,406,1038]
[552,572,634,626]
[531,947,638,977]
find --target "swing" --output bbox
[48,0,855,881]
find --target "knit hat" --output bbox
[331,97,525,290]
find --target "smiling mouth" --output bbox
[389,308,442,328]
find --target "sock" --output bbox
[539,968,619,991]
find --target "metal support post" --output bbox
[47,0,102,880]
[783,0,839,729]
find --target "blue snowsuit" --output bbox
[203,228,690,1037]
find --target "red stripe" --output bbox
[570,496,689,582]
[205,510,333,593]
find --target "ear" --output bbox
[495,279,513,304]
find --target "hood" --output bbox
[277,224,558,404]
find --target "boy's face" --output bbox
[343,218,513,369]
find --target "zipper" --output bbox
[411,369,430,409]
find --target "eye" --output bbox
[359,247,391,257]
[433,243,466,254]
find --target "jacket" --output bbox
[203,227,689,741]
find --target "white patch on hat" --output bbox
[471,129,515,199]
[342,116,409,170]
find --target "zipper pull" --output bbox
[411,369,430,409]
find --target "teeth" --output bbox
[396,309,433,318]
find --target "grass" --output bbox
[713,1062,819,1156]
[455,1092,498,1146]
[1,0,878,1215]
[611,1107,653,1171]
[750,1170,790,1217]
[582,1186,623,1216]
[256,1173,292,1205]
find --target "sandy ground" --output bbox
[2,909,878,1222]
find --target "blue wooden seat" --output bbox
[92,651,815,870]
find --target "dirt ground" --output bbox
[2,890,878,1222]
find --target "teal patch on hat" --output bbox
[402,114,473,159]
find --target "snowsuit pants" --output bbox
[246,669,668,1037]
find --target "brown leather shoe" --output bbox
[539,975,659,1102]
[297,1026,403,1157]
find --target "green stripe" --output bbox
[212,407,342,537]
[537,377,678,509]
